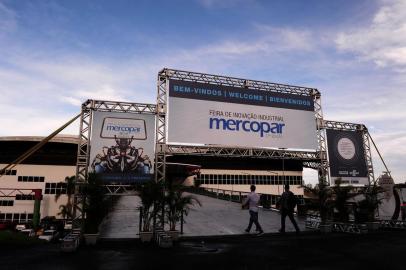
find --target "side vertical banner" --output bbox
[326,129,368,185]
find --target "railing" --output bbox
[305,215,367,234]
[61,228,81,252]
[305,214,321,229]
[138,206,186,235]
[332,223,367,234]
[189,187,282,208]
[305,215,406,234]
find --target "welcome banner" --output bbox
[167,79,317,150]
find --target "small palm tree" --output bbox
[355,181,383,222]
[330,179,357,223]
[55,176,75,219]
[165,185,201,231]
[301,177,334,224]
[138,180,164,232]
[57,205,71,219]
[82,173,110,233]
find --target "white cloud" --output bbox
[74,84,125,102]
[0,102,79,136]
[0,50,160,136]
[60,96,82,106]
[335,0,406,69]
[191,26,316,59]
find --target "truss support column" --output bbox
[314,90,329,185]
[362,126,375,184]
[155,69,168,182]
[73,100,93,228]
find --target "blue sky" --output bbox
[0,0,405,183]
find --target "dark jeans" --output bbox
[280,210,300,232]
[247,210,263,232]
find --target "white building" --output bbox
[170,155,305,205]
[0,135,77,223]
[0,135,306,224]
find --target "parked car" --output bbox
[15,224,26,231]
[40,216,56,230]
[38,229,59,242]
[20,229,36,237]
[64,220,73,230]
[0,222,15,230]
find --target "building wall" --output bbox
[189,169,304,196]
[0,163,75,223]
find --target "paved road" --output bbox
[99,193,307,239]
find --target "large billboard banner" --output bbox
[89,111,155,184]
[167,79,317,150]
[326,129,368,185]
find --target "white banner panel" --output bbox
[167,80,317,150]
[89,111,155,184]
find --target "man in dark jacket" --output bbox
[277,184,300,233]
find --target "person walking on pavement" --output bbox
[244,185,264,235]
[277,184,300,234]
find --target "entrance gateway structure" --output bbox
[72,68,376,227]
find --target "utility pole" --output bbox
[32,189,42,229]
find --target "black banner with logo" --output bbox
[326,129,368,183]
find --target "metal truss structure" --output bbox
[156,68,328,185]
[307,217,406,233]
[305,215,322,230]
[305,216,369,234]
[166,144,319,160]
[70,70,382,232]
[156,73,167,182]
[379,219,406,229]
[73,100,156,225]
[0,188,38,198]
[311,90,328,179]
[104,185,138,195]
[332,222,367,234]
[321,120,375,185]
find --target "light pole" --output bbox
[267,171,278,193]
[267,171,278,207]
[279,148,287,196]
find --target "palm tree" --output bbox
[355,181,383,223]
[82,173,110,233]
[165,185,201,231]
[138,180,164,232]
[55,176,75,219]
[330,179,357,222]
[301,177,334,224]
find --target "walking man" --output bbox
[277,184,300,234]
[244,185,264,235]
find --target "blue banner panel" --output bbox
[169,79,314,112]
